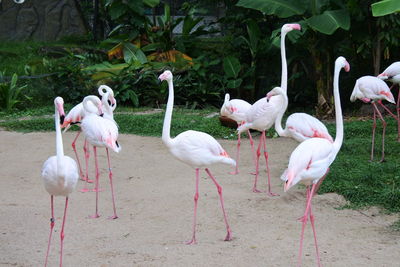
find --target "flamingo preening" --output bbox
[160,70,235,244]
[378,61,400,141]
[220,93,254,174]
[281,56,349,267]
[350,76,397,162]
[62,85,115,182]
[236,23,300,195]
[41,97,79,267]
[81,95,121,219]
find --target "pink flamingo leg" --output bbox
[298,185,317,267]
[71,131,85,180]
[230,129,241,175]
[309,201,322,267]
[90,146,100,218]
[205,168,232,241]
[377,100,399,121]
[59,197,69,267]
[186,168,200,245]
[80,140,91,192]
[252,133,263,193]
[370,106,377,162]
[261,131,278,197]
[248,130,257,175]
[372,102,387,162]
[106,148,118,219]
[44,195,55,267]
[397,86,400,142]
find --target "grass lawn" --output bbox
[1,107,399,227]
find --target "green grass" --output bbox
[1,107,399,222]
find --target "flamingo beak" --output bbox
[283,172,295,192]
[377,73,388,80]
[57,103,65,124]
[344,62,350,72]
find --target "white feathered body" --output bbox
[285,113,333,143]
[81,113,121,153]
[281,138,334,187]
[238,95,284,134]
[220,96,252,124]
[350,76,395,104]
[379,62,400,84]
[42,155,79,196]
[167,130,236,168]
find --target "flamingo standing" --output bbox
[378,61,400,141]
[62,85,115,182]
[350,76,397,162]
[159,70,235,244]
[281,56,349,267]
[220,93,254,174]
[81,95,121,219]
[236,23,300,194]
[41,97,79,267]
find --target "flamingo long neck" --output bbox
[332,64,344,154]
[55,105,65,175]
[162,79,174,147]
[274,92,288,137]
[281,30,288,93]
[103,92,114,120]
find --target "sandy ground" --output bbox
[0,130,399,267]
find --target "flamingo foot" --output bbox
[224,230,232,241]
[267,191,279,197]
[91,188,104,192]
[252,188,263,193]
[89,214,100,219]
[79,188,91,193]
[82,178,94,183]
[250,171,257,175]
[297,215,307,223]
[379,158,386,163]
[107,215,118,220]
[185,238,197,245]
[229,170,239,175]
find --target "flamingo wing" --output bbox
[351,76,395,103]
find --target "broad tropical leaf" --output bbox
[123,43,148,64]
[143,0,160,8]
[372,0,400,16]
[227,79,243,89]
[306,9,350,35]
[236,0,306,18]
[223,56,241,79]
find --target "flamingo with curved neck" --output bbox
[160,70,235,244]
[280,56,349,267]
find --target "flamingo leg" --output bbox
[370,105,377,161]
[261,131,278,197]
[377,100,398,121]
[252,134,263,193]
[106,148,118,219]
[80,140,91,192]
[247,130,256,169]
[71,131,85,180]
[397,86,400,142]
[312,168,330,197]
[297,185,317,267]
[44,195,55,267]
[230,127,241,175]
[205,168,232,241]
[372,102,387,162]
[59,197,69,267]
[186,168,200,245]
[308,193,322,267]
[90,146,100,218]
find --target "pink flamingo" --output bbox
[81,95,121,219]
[41,97,79,267]
[350,75,397,162]
[236,23,300,194]
[159,70,235,244]
[281,56,349,267]
[62,85,115,182]
[220,93,254,174]
[378,61,400,141]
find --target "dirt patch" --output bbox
[0,130,398,266]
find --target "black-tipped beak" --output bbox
[108,100,111,106]
[60,115,65,125]
[100,113,104,117]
